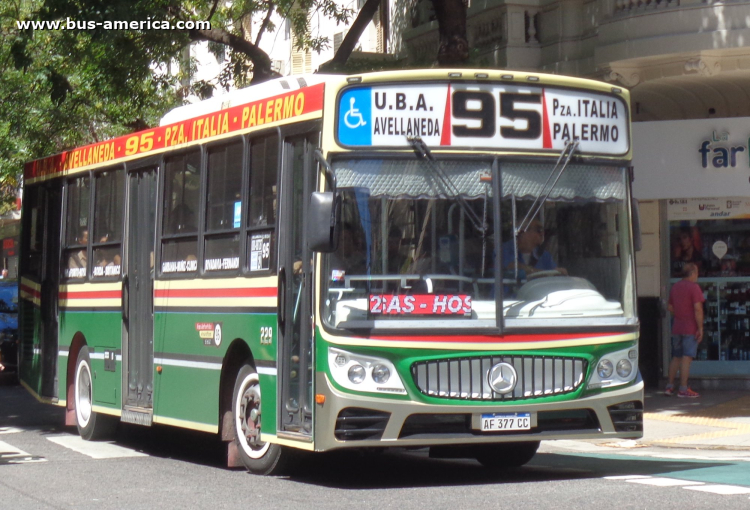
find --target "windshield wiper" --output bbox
[516,139,579,235]
[407,136,487,234]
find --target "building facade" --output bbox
[402,0,750,389]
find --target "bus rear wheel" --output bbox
[74,346,116,441]
[232,364,289,475]
[474,441,540,469]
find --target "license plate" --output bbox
[480,413,531,432]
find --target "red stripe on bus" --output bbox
[542,89,552,149]
[59,290,122,300]
[24,83,325,181]
[154,287,277,298]
[370,331,624,343]
[440,84,451,146]
[20,284,41,299]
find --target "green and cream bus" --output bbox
[19,69,643,474]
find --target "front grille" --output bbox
[411,355,587,401]
[334,408,390,441]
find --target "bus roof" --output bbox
[23,69,630,184]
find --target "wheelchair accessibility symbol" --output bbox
[344,97,367,129]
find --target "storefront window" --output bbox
[668,198,750,362]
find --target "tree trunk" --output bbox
[188,28,281,84]
[430,0,469,67]
[319,0,382,73]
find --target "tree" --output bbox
[431,0,468,66]
[0,0,356,195]
[0,0,179,205]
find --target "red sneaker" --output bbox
[664,386,675,397]
[678,388,700,398]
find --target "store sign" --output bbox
[1,238,15,257]
[633,118,750,200]
[667,197,750,220]
[699,130,747,168]
[337,83,630,155]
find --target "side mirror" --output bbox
[628,167,642,252]
[308,192,340,252]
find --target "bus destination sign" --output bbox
[337,83,629,155]
[24,83,325,182]
[370,294,472,316]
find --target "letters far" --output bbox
[699,140,747,168]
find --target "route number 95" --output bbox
[453,91,541,140]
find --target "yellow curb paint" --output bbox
[644,396,750,445]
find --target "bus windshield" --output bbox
[321,157,634,331]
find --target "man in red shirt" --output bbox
[665,263,704,398]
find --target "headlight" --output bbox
[328,347,406,395]
[616,359,633,378]
[348,364,366,384]
[597,359,613,378]
[588,345,639,390]
[371,364,390,384]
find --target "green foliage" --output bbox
[0,0,356,205]
[0,0,180,206]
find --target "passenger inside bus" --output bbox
[169,203,196,233]
[386,226,411,274]
[330,222,367,276]
[502,220,567,279]
[68,229,88,270]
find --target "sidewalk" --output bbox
[639,389,750,450]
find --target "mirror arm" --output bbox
[315,149,336,195]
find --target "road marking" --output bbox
[0,439,46,464]
[605,475,750,496]
[626,477,703,487]
[684,485,750,495]
[604,475,651,480]
[0,426,24,434]
[47,435,148,459]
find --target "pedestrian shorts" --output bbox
[671,334,698,359]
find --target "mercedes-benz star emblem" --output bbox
[488,362,517,394]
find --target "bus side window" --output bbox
[204,142,243,273]
[161,151,200,275]
[246,135,278,273]
[63,176,91,280]
[22,186,45,278]
[92,169,124,278]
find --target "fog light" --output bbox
[371,364,390,384]
[334,353,347,366]
[616,359,633,378]
[348,364,366,384]
[597,359,613,378]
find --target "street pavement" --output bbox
[541,388,750,465]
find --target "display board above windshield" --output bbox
[336,83,629,156]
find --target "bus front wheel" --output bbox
[474,441,540,469]
[74,346,116,440]
[232,364,288,475]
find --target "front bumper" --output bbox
[313,372,644,452]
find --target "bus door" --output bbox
[278,133,318,437]
[123,167,157,412]
[40,183,62,398]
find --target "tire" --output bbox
[74,347,116,441]
[474,441,540,469]
[232,364,290,475]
